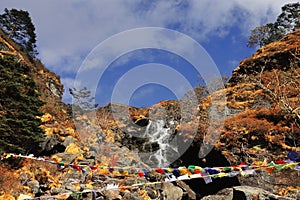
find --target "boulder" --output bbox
[201,186,295,200]
[27,180,40,194]
[161,182,183,200]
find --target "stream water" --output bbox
[141,120,180,167]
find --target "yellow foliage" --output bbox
[278,186,300,196]
[85,180,94,189]
[105,136,115,143]
[97,168,110,175]
[65,127,76,137]
[65,143,82,154]
[106,129,113,136]
[105,130,115,143]
[76,115,88,121]
[138,190,151,200]
[58,136,66,141]
[40,113,53,123]
[22,186,30,193]
[37,167,62,190]
[0,194,15,200]
[38,69,44,74]
[43,127,53,136]
[42,127,60,137]
[74,154,84,163]
[72,182,81,191]
[51,155,62,162]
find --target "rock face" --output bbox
[200,30,300,198]
[221,30,300,161]
[1,28,300,200]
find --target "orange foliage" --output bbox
[223,106,296,151]
[0,164,23,197]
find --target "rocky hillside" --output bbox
[0,29,300,199]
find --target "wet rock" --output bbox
[161,182,183,200]
[27,180,40,194]
[140,141,160,152]
[134,116,149,127]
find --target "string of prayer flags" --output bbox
[288,151,300,162]
[1,152,299,180]
[24,167,263,200]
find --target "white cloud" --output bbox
[0,0,297,74]
[0,0,298,104]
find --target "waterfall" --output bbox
[141,120,179,167]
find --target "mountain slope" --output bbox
[0,29,299,199]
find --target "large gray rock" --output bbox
[102,189,121,200]
[201,186,295,200]
[161,182,183,200]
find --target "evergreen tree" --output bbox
[0,56,45,154]
[0,8,38,57]
[276,2,300,33]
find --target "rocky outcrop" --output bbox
[229,29,300,86]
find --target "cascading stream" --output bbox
[142,120,179,167]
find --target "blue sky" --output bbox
[0,0,298,107]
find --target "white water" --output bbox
[142,120,179,167]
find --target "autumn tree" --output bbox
[247,23,285,47]
[248,2,300,47]
[0,8,38,57]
